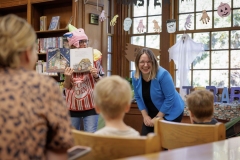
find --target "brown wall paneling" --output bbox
[160,0,171,71]
[0,0,27,8]
[112,2,130,77]
[0,5,27,20]
[84,3,102,51]
[82,0,108,74]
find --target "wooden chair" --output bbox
[154,118,226,151]
[72,129,160,160]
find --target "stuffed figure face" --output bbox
[217,2,231,17]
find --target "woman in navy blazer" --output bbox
[132,48,184,135]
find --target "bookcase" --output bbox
[0,0,77,81]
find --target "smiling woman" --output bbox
[132,48,184,136]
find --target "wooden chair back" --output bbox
[154,118,226,151]
[72,129,160,160]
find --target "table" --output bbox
[125,102,239,133]
[120,137,240,160]
[184,102,240,122]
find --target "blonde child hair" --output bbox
[186,90,214,121]
[0,14,36,68]
[93,75,132,119]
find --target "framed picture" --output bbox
[89,13,99,25]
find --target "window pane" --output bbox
[175,70,192,87]
[148,0,162,15]
[193,51,210,69]
[107,36,112,52]
[231,30,240,49]
[230,70,240,87]
[211,51,229,69]
[193,32,210,50]
[176,33,192,41]
[214,0,232,10]
[107,71,111,76]
[133,17,147,34]
[230,50,240,68]
[133,3,147,17]
[130,62,135,72]
[148,16,162,33]
[233,0,240,8]
[107,54,111,70]
[192,70,209,87]
[196,0,212,12]
[131,36,144,46]
[196,11,212,29]
[233,9,240,27]
[178,0,195,13]
[211,31,229,49]
[214,11,231,28]
[179,14,194,31]
[146,35,160,49]
[130,70,134,78]
[211,70,229,87]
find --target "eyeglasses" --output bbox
[79,40,89,44]
[139,61,152,65]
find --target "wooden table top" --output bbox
[120,137,240,160]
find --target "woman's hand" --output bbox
[64,67,74,79]
[143,115,154,127]
[90,67,99,78]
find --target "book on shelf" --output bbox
[48,16,60,30]
[46,47,93,73]
[40,16,47,31]
[38,37,63,54]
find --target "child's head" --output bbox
[64,28,88,48]
[93,75,132,119]
[186,90,214,122]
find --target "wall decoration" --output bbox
[99,10,106,22]
[110,14,119,26]
[137,19,145,33]
[217,2,231,17]
[125,43,160,62]
[200,10,210,24]
[123,17,132,31]
[168,34,204,98]
[89,13,99,25]
[181,0,192,2]
[152,20,161,33]
[116,0,161,7]
[166,19,176,33]
[184,14,192,30]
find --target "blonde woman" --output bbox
[0,14,73,159]
[132,48,184,135]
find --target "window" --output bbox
[175,0,240,88]
[107,0,112,76]
[107,35,112,76]
[129,0,161,77]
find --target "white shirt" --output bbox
[95,126,140,137]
